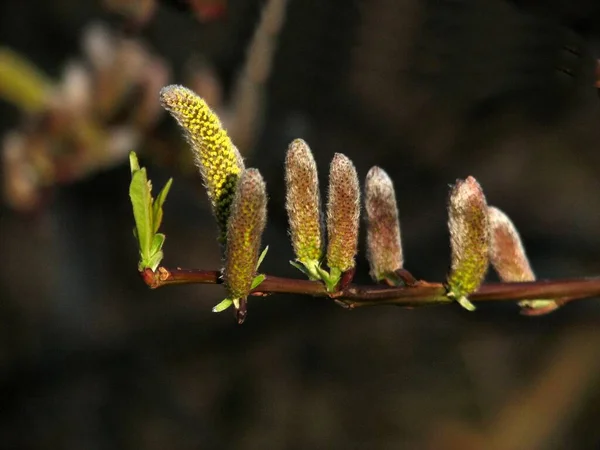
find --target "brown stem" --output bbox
[140,267,600,310]
[141,267,221,288]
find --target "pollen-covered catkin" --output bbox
[326,153,360,274]
[159,84,244,243]
[223,168,267,302]
[365,166,403,282]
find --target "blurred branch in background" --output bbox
[103,0,228,28]
[0,23,169,210]
[1,0,285,212]
[225,0,287,154]
[428,326,600,450]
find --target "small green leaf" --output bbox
[519,299,557,310]
[302,259,322,281]
[129,151,141,173]
[129,168,153,264]
[456,295,476,312]
[322,266,341,293]
[146,250,164,272]
[251,274,266,290]
[152,178,173,234]
[290,260,310,276]
[316,265,331,281]
[519,299,559,316]
[213,298,233,312]
[150,233,166,256]
[256,246,269,270]
[129,152,171,271]
[289,259,322,281]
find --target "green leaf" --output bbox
[290,259,326,282]
[129,152,171,271]
[251,274,266,290]
[212,298,233,312]
[256,246,269,270]
[150,233,166,256]
[146,234,166,270]
[290,260,310,276]
[152,178,173,234]
[322,267,341,293]
[302,259,322,281]
[129,168,153,264]
[456,295,476,312]
[129,151,140,173]
[146,250,164,272]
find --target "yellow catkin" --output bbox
[326,153,360,273]
[285,139,323,268]
[223,168,267,302]
[159,84,244,243]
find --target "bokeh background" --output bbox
[2,0,600,448]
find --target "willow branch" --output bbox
[141,267,600,309]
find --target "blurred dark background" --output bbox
[2,0,600,448]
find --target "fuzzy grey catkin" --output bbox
[326,153,360,274]
[488,206,557,314]
[285,139,323,269]
[365,166,403,282]
[447,176,490,310]
[223,168,267,307]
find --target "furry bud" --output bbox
[326,153,360,276]
[223,169,267,320]
[447,176,490,311]
[159,84,244,244]
[285,139,323,278]
[488,206,558,314]
[365,166,404,282]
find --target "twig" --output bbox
[141,267,600,309]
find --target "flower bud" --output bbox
[159,84,244,244]
[365,166,403,283]
[223,168,267,322]
[488,206,534,282]
[285,139,323,278]
[446,176,490,311]
[488,206,558,314]
[326,153,360,278]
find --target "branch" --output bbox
[141,267,600,310]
